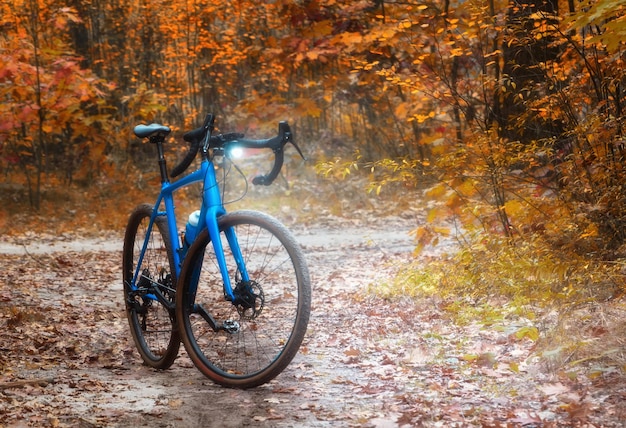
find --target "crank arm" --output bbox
[193,304,240,334]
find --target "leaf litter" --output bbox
[0,214,625,427]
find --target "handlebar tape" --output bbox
[170,136,200,178]
[170,114,214,178]
[171,132,246,178]
[250,122,291,186]
[169,117,294,183]
[252,147,284,185]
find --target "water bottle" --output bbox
[184,210,201,248]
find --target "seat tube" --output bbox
[132,195,164,286]
[162,190,181,273]
[133,219,155,286]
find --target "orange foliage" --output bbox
[1,0,625,253]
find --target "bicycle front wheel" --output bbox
[176,210,311,388]
[123,203,180,369]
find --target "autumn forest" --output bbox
[1,0,626,424]
[2,1,626,299]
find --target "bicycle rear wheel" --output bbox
[176,210,311,388]
[123,203,180,369]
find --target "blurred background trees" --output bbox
[1,0,625,258]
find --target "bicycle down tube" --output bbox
[194,153,248,302]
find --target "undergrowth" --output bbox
[0,153,402,238]
[368,233,626,376]
[0,156,320,237]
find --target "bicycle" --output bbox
[122,113,311,388]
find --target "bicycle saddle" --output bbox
[134,123,171,139]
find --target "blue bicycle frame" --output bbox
[131,154,249,303]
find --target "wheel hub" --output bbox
[232,280,264,319]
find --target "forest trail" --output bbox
[0,214,624,427]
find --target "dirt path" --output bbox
[0,215,624,427]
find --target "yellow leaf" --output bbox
[395,102,409,119]
[514,326,539,342]
[456,179,476,197]
[433,226,450,236]
[580,223,598,238]
[426,206,447,223]
[504,199,524,217]
[425,183,447,199]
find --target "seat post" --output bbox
[150,135,169,183]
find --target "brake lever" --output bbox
[201,114,216,154]
[277,122,306,161]
[289,139,306,161]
